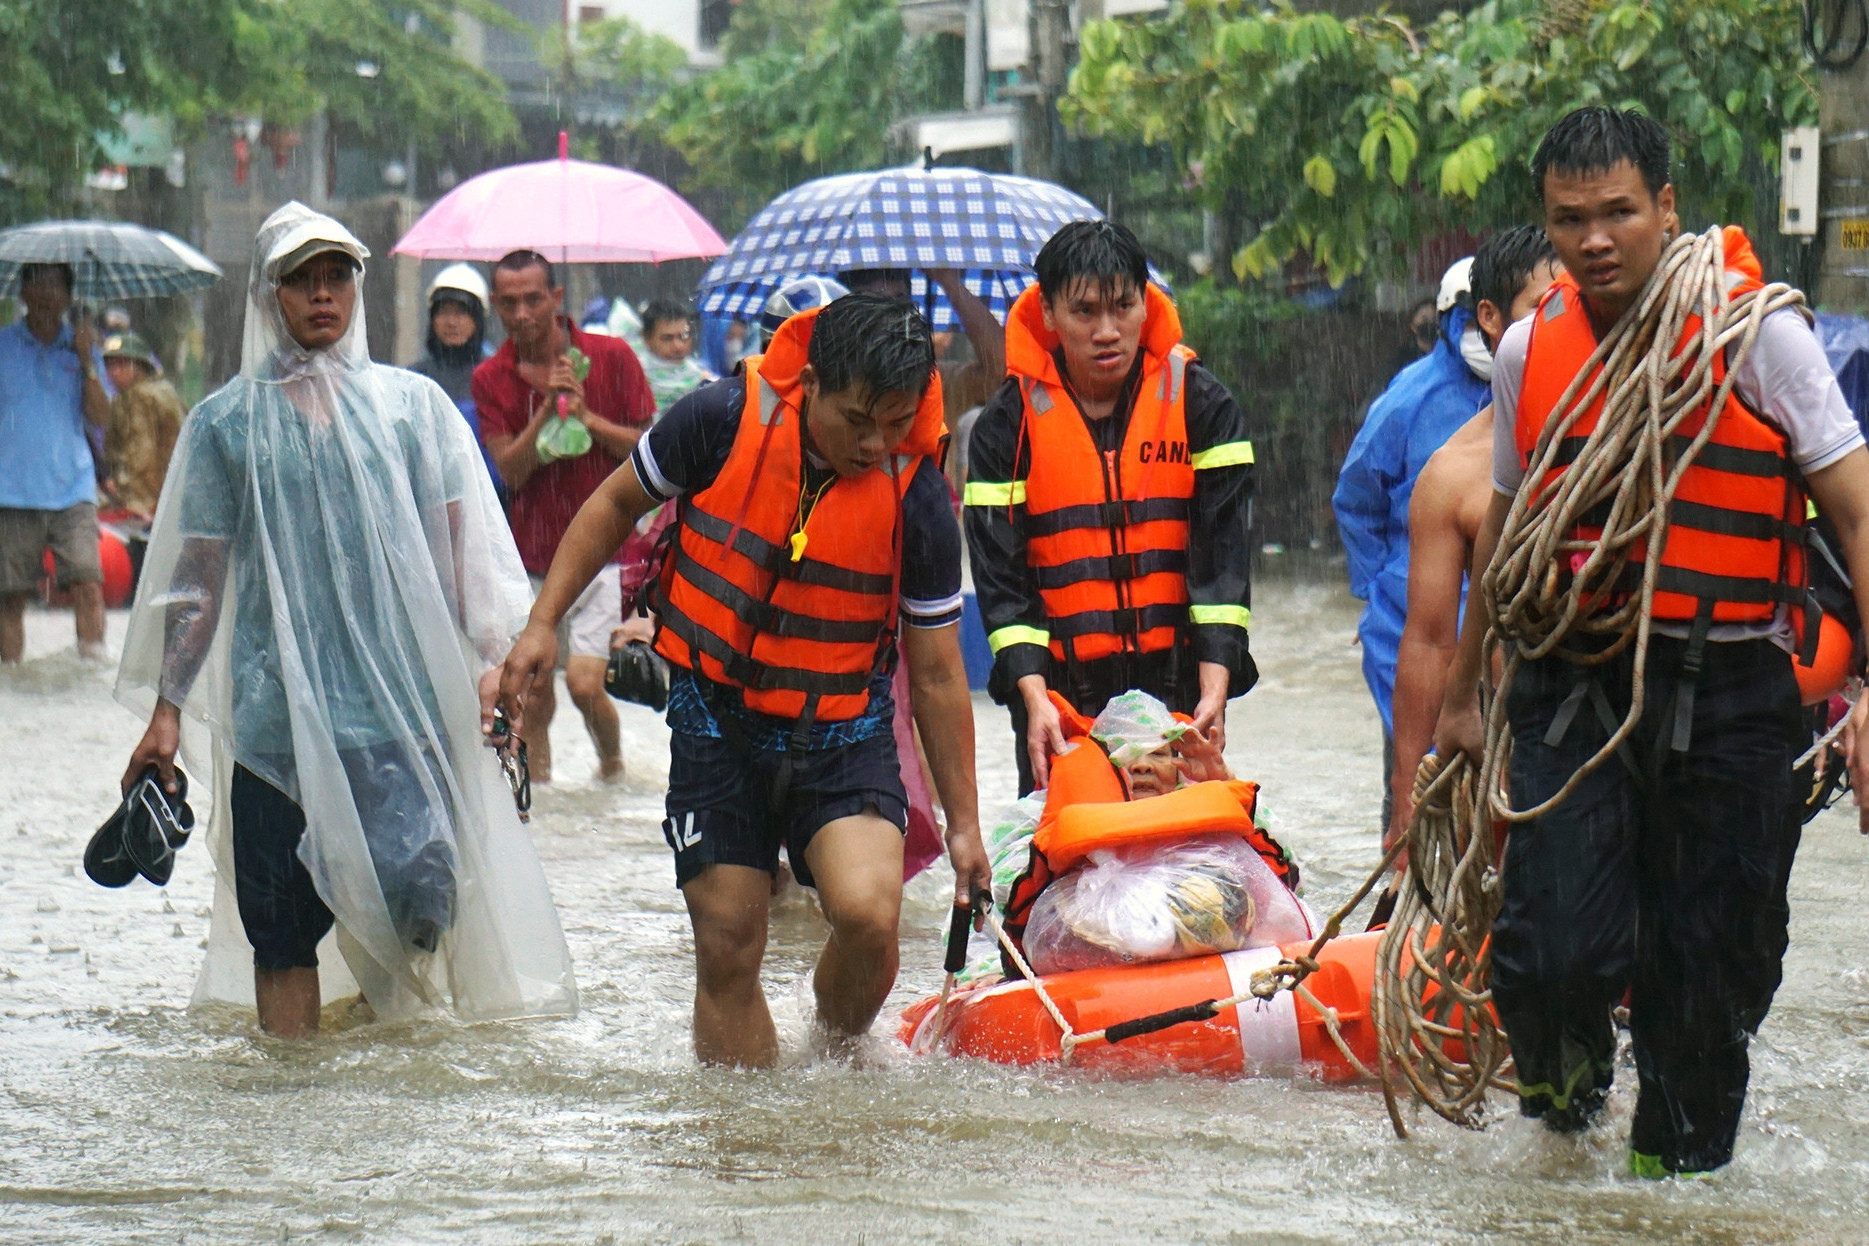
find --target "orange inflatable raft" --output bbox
[899,928,1383,1080]
[901,693,1386,1080]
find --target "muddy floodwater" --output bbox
[4,579,1868,1244]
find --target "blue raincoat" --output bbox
[1333,306,1489,731]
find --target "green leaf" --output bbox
[1303,154,1337,197]
[1359,121,1386,181]
[1234,234,1278,281]
[1439,134,1498,198]
[1614,36,1652,70]
[1387,118,1419,185]
[1390,76,1420,102]
[1458,85,1489,120]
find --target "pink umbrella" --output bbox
[392,133,726,263]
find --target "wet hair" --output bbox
[807,292,935,404]
[840,268,910,295]
[493,249,556,291]
[1470,226,1558,316]
[20,262,74,294]
[1034,219,1149,305]
[641,298,694,336]
[1531,107,1671,201]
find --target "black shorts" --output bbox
[663,729,908,889]
[230,765,334,971]
[229,743,458,969]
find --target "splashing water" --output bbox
[4,580,1866,1242]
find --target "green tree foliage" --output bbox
[1,0,242,213]
[1065,0,1817,286]
[558,16,690,103]
[7,0,516,220]
[218,0,517,151]
[645,0,963,229]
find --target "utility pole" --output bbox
[1816,18,1869,311]
[1012,0,1071,182]
[965,0,986,113]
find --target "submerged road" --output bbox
[3,578,1867,1243]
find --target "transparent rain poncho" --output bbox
[116,202,578,1022]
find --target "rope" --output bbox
[954,886,1391,1071]
[1482,227,1804,827]
[1368,226,1804,1136]
[1796,703,1852,770]
[933,241,1804,1119]
[1371,753,1515,1138]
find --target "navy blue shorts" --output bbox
[230,765,334,971]
[663,729,908,889]
[230,744,458,969]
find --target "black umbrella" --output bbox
[0,219,222,301]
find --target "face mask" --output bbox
[1459,322,1494,382]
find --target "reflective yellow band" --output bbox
[964,480,1027,506]
[988,624,1051,654]
[1191,440,1255,470]
[1188,604,1252,628]
[1807,497,1819,520]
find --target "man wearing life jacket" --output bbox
[966,221,1257,795]
[497,293,992,1067]
[1436,108,1869,1176]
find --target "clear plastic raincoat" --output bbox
[116,203,578,1022]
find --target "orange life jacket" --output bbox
[1006,284,1198,663]
[653,306,947,724]
[1515,226,1810,630]
[1000,692,1297,955]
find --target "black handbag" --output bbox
[605,640,670,711]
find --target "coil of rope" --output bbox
[929,234,1806,1132]
[1479,226,1804,831]
[1262,227,1803,1135]
[1369,753,1514,1136]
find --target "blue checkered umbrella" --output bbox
[700,166,1160,330]
[0,220,222,301]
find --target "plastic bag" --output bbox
[534,348,593,464]
[1025,833,1311,975]
[535,414,592,464]
[1090,690,1189,767]
[985,789,1047,909]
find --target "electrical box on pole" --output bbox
[1781,126,1821,236]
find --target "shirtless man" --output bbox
[1386,227,1561,850]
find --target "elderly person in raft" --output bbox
[973,691,1310,980]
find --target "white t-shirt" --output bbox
[1489,295,1865,648]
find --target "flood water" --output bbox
[4,578,1868,1244]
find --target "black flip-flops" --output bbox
[85,766,195,888]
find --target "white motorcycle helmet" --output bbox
[426,262,489,314]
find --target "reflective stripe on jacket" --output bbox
[1515,226,1808,628]
[974,284,1228,664]
[653,305,947,723]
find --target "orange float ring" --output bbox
[40,530,134,608]
[1794,611,1853,706]
[900,930,1412,1081]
